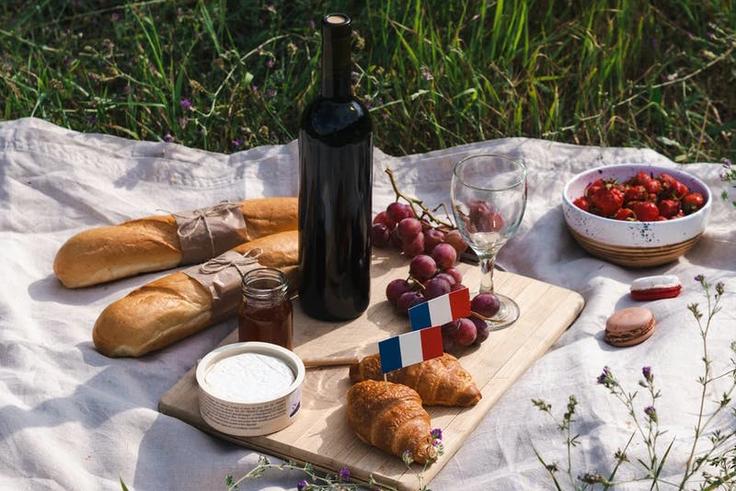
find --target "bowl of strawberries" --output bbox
[562,164,711,267]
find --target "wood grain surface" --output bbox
[159,250,584,491]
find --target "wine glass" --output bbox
[451,154,527,329]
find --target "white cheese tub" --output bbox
[196,342,305,437]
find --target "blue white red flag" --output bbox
[408,287,471,331]
[378,326,444,373]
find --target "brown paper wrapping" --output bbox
[173,202,247,264]
[182,249,262,322]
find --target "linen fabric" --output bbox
[1,118,734,490]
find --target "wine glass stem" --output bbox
[480,256,496,293]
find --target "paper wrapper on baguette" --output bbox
[54,197,297,288]
[92,230,298,358]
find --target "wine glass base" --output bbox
[484,293,520,330]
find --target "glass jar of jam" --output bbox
[238,268,293,350]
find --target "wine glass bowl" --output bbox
[451,154,527,329]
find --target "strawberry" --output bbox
[624,185,647,203]
[657,199,680,218]
[633,171,653,186]
[643,179,662,195]
[630,201,660,221]
[673,181,689,199]
[573,197,591,212]
[614,208,636,221]
[682,192,705,214]
[659,173,677,195]
[585,179,605,198]
[590,187,624,217]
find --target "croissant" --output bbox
[349,353,481,407]
[347,380,437,464]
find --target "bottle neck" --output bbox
[321,24,352,99]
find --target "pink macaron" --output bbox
[630,275,682,301]
[605,307,656,347]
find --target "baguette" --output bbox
[54,197,297,288]
[92,230,298,358]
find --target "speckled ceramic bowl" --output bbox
[562,164,711,268]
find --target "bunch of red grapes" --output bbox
[573,171,706,221]
[372,202,468,257]
[384,244,500,353]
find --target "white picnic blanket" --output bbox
[1,117,734,490]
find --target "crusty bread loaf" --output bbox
[92,230,299,358]
[54,197,297,288]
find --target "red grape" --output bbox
[445,267,463,284]
[424,276,451,299]
[409,255,437,281]
[435,272,456,287]
[442,331,456,352]
[396,291,424,315]
[441,321,459,338]
[387,202,414,223]
[402,232,425,257]
[386,279,412,306]
[444,229,468,255]
[470,316,489,344]
[455,318,477,346]
[450,282,466,291]
[390,228,402,249]
[431,243,457,269]
[373,211,396,230]
[471,293,500,318]
[423,228,445,253]
[372,223,390,247]
[397,217,422,241]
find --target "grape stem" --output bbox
[385,168,455,229]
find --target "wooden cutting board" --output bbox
[159,250,584,490]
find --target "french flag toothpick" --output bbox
[408,288,471,331]
[378,326,444,373]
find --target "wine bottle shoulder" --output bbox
[300,96,371,144]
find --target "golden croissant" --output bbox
[349,353,481,407]
[347,380,437,464]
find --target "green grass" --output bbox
[1,1,734,160]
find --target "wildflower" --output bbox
[694,274,705,284]
[644,405,657,423]
[231,138,243,149]
[716,282,724,296]
[251,84,259,94]
[287,42,298,56]
[338,466,350,482]
[296,479,309,491]
[579,473,605,484]
[430,428,443,441]
[401,449,414,466]
[266,88,277,98]
[163,132,174,143]
[596,366,616,388]
[265,58,275,69]
[180,98,193,111]
[642,366,653,383]
[420,65,434,81]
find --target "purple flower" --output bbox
[163,132,174,143]
[296,480,309,491]
[430,428,443,441]
[642,366,653,382]
[597,366,613,385]
[338,466,350,482]
[265,58,275,69]
[695,274,705,283]
[180,98,193,111]
[251,84,259,93]
[644,405,658,423]
[231,138,243,149]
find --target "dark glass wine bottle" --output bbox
[298,13,373,321]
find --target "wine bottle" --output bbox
[298,13,373,321]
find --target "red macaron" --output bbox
[630,275,682,301]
